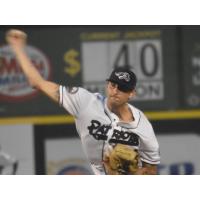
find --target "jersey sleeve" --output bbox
[138,115,160,165]
[59,85,93,118]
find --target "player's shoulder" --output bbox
[60,85,105,102]
[61,85,94,96]
[83,89,105,101]
[75,87,105,101]
[129,104,152,126]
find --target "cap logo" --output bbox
[115,72,130,82]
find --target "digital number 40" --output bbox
[114,43,159,77]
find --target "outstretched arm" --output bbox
[6,29,59,102]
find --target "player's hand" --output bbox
[6,29,27,48]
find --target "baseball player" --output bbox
[6,29,160,175]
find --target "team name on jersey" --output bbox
[87,120,139,146]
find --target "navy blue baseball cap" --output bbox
[106,67,137,92]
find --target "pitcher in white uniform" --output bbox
[6,29,160,175]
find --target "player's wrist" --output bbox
[134,167,148,175]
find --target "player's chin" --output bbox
[110,99,122,107]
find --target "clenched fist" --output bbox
[6,29,27,48]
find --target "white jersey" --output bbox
[59,86,160,175]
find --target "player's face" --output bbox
[106,82,135,107]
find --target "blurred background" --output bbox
[0,25,200,175]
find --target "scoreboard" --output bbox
[80,27,179,111]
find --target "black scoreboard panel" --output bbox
[181,27,200,109]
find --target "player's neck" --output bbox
[107,101,134,122]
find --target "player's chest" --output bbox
[80,102,140,147]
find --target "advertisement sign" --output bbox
[0,45,51,102]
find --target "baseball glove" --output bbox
[103,144,139,175]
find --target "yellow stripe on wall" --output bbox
[145,110,200,120]
[0,110,200,125]
[0,115,75,125]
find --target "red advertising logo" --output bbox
[0,45,51,102]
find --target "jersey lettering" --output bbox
[87,120,139,146]
[87,120,111,140]
[109,129,139,146]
